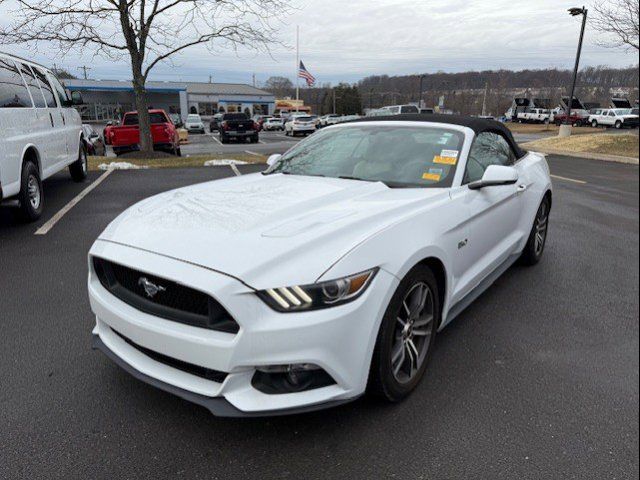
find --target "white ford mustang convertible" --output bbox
[89,115,552,417]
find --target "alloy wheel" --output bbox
[534,202,549,256]
[391,282,435,384]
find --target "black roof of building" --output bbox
[353,114,525,158]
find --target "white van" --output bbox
[0,51,86,221]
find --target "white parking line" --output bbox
[230,164,242,176]
[244,150,262,157]
[550,174,587,185]
[34,169,115,236]
[210,135,222,146]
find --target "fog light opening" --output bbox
[252,364,336,394]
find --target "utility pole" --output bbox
[209,75,212,84]
[252,73,256,88]
[418,75,426,109]
[481,81,489,116]
[564,6,588,134]
[78,66,91,79]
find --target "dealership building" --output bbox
[63,79,276,122]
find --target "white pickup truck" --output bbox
[517,108,552,124]
[588,108,639,129]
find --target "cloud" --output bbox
[0,0,636,84]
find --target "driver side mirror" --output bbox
[71,91,83,105]
[468,165,518,190]
[266,154,282,167]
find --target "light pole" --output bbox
[562,6,588,136]
[418,74,426,109]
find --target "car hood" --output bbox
[97,173,448,289]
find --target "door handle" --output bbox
[517,184,528,194]
[48,112,54,128]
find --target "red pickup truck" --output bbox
[104,109,181,156]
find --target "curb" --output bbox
[521,145,639,165]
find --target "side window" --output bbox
[464,132,516,184]
[0,57,32,108]
[16,63,46,108]
[33,67,57,108]
[48,74,70,107]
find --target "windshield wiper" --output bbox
[338,175,374,182]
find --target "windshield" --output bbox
[268,125,465,188]
[187,115,201,121]
[123,112,168,125]
[614,109,632,115]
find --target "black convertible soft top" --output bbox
[352,114,526,158]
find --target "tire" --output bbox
[592,120,598,128]
[18,161,44,222]
[520,196,551,266]
[368,264,440,402]
[176,147,182,157]
[69,142,88,182]
[573,120,582,127]
[220,135,228,144]
[544,118,550,125]
[615,120,622,129]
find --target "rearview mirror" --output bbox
[266,154,282,167]
[468,165,518,190]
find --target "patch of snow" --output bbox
[203,159,248,167]
[98,162,149,170]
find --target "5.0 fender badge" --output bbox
[458,239,468,250]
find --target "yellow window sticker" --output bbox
[433,155,457,165]
[422,172,442,181]
[434,149,459,165]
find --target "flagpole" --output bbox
[295,25,300,109]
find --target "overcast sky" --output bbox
[0,0,637,85]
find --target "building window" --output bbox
[197,102,218,116]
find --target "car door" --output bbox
[32,67,71,172]
[15,62,56,174]
[455,132,525,300]
[47,72,80,164]
[0,56,38,198]
[602,110,615,126]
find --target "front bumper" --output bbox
[89,241,397,416]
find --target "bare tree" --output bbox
[0,0,288,152]
[263,75,293,97]
[592,0,639,51]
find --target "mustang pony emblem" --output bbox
[138,277,166,298]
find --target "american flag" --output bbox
[298,61,316,87]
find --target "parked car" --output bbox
[253,115,273,131]
[318,114,340,127]
[553,111,587,127]
[285,115,316,136]
[104,109,181,156]
[82,124,106,156]
[588,108,639,129]
[209,113,223,132]
[380,104,420,115]
[516,108,552,124]
[420,108,435,114]
[263,117,285,131]
[219,113,259,143]
[184,114,205,134]
[89,115,552,417]
[324,115,343,126]
[0,51,86,221]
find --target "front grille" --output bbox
[93,257,239,334]
[112,329,228,383]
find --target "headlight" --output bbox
[257,268,378,312]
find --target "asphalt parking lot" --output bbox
[1,156,638,479]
